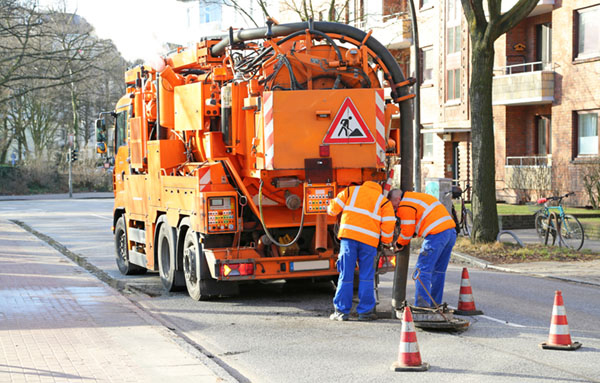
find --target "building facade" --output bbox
[355,0,600,206]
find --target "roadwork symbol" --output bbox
[323,97,375,144]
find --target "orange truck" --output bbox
[95,21,414,300]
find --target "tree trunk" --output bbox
[470,40,499,242]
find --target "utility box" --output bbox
[425,178,453,215]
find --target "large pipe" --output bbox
[315,214,327,253]
[212,21,414,314]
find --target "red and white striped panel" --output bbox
[198,166,212,192]
[383,168,394,197]
[375,90,386,167]
[263,91,274,170]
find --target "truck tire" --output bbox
[114,217,146,275]
[182,229,239,300]
[157,222,185,292]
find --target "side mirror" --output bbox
[95,118,107,144]
[96,142,107,154]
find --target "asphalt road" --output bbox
[1,196,599,383]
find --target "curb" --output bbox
[451,250,600,287]
[10,219,241,383]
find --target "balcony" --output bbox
[355,13,412,50]
[492,61,554,106]
[505,156,552,190]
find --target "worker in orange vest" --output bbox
[388,189,457,307]
[327,181,396,321]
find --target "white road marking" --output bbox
[479,314,526,328]
[90,214,111,220]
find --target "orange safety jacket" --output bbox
[327,181,396,248]
[396,191,456,247]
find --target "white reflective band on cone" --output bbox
[552,305,567,316]
[550,324,571,335]
[459,294,474,302]
[400,342,420,353]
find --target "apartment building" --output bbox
[355,0,600,206]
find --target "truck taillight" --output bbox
[221,262,254,277]
[319,145,330,157]
[378,255,396,269]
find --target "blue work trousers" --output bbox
[413,228,457,307]
[333,238,377,315]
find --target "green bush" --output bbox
[0,159,111,195]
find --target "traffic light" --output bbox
[71,148,78,162]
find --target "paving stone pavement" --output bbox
[0,220,229,383]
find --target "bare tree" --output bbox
[461,0,539,242]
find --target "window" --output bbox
[422,131,434,158]
[421,0,433,8]
[577,6,600,59]
[447,69,460,101]
[115,110,128,149]
[447,25,461,54]
[536,116,552,155]
[578,111,599,156]
[422,47,433,82]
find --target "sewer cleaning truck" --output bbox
[95,20,414,300]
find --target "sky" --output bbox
[39,0,190,62]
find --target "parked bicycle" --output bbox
[450,184,473,237]
[534,192,584,251]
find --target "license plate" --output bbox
[290,260,330,272]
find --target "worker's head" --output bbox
[388,189,402,210]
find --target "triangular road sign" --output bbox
[323,97,375,144]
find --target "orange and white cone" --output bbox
[391,306,429,372]
[383,169,394,197]
[454,268,483,316]
[540,291,582,350]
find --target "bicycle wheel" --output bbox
[462,208,473,237]
[534,212,548,242]
[559,214,584,251]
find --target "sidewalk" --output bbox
[454,228,600,287]
[0,220,232,383]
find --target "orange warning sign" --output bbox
[323,97,375,144]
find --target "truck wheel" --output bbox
[114,217,146,275]
[157,222,185,292]
[183,229,209,300]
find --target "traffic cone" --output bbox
[540,291,582,350]
[454,268,483,316]
[383,169,394,197]
[391,306,429,372]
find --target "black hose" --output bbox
[210,21,408,100]
[258,180,305,248]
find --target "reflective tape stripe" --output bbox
[400,342,420,353]
[381,231,393,239]
[421,216,454,237]
[552,305,566,316]
[343,205,382,221]
[339,223,380,239]
[333,197,346,209]
[459,294,474,302]
[373,194,384,216]
[549,324,571,335]
[401,219,416,225]
[382,216,397,222]
[401,198,429,209]
[349,186,360,207]
[400,233,412,240]
[416,201,443,233]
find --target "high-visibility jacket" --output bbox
[396,191,456,246]
[327,181,396,248]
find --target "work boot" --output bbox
[329,310,349,321]
[357,312,377,321]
